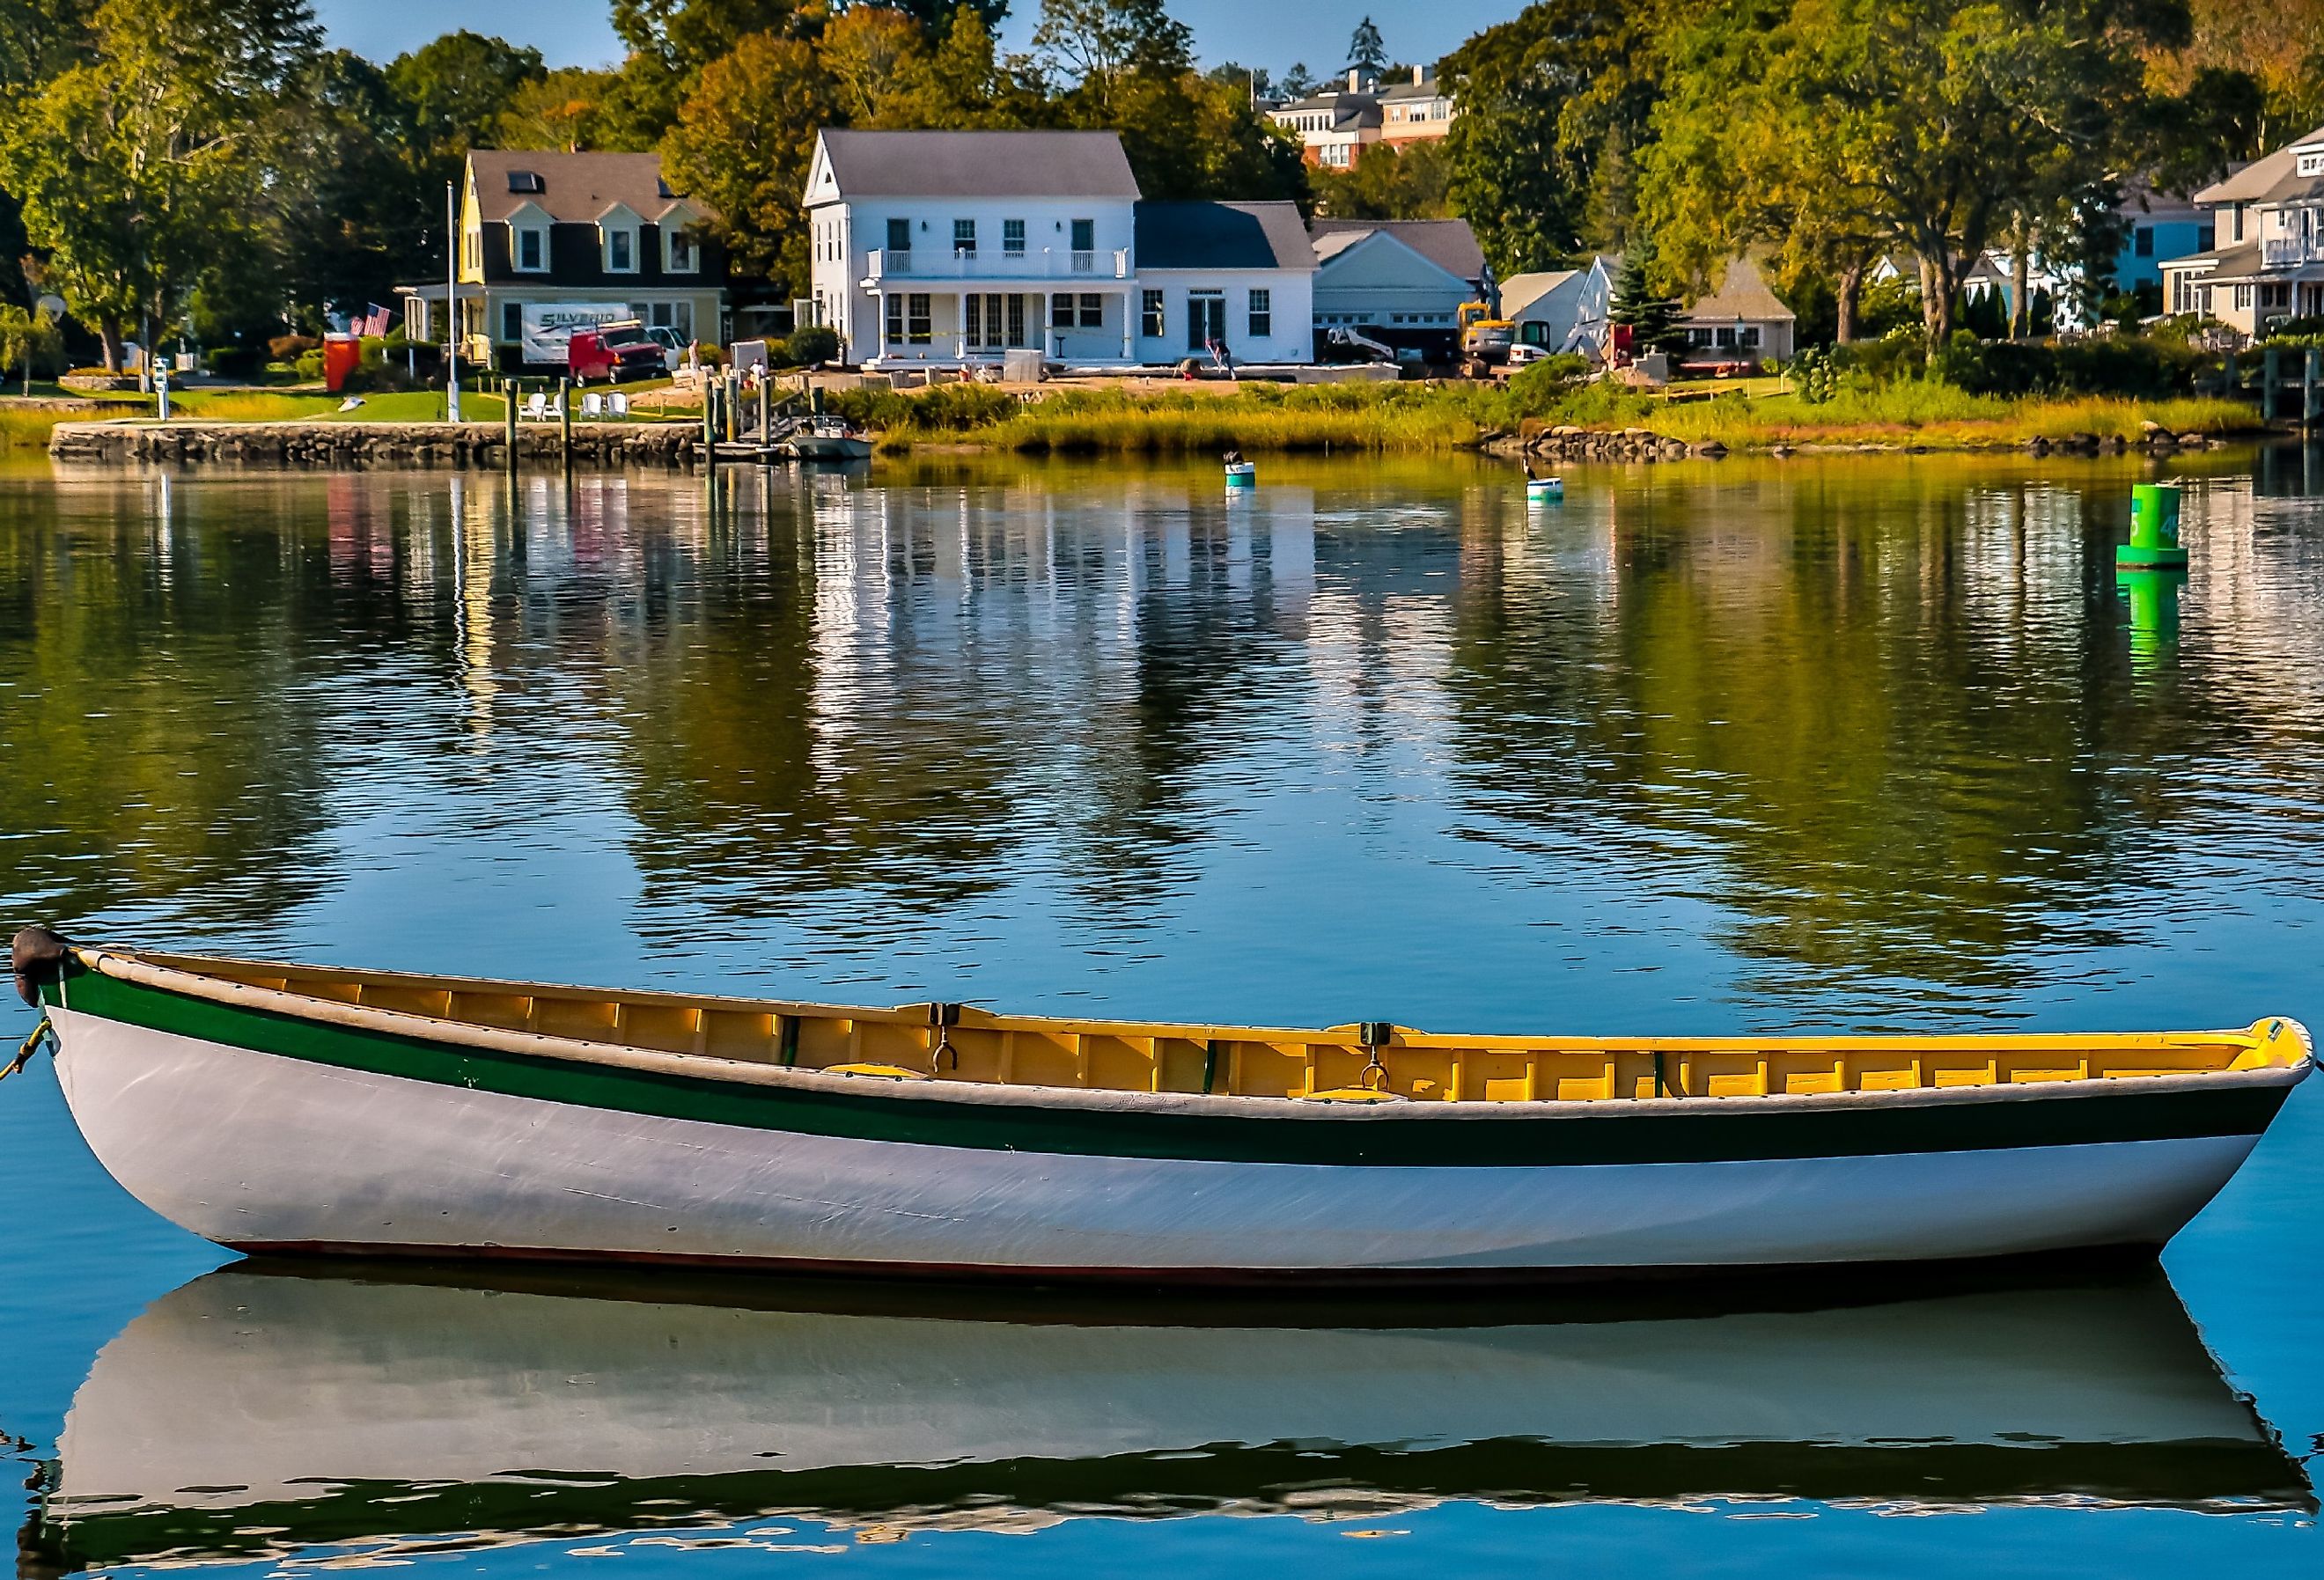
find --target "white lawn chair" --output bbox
[608,391,629,417]
[582,392,605,418]
[524,391,548,422]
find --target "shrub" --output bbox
[782,325,840,367]
[202,344,263,378]
[268,333,320,362]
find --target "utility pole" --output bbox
[445,180,462,423]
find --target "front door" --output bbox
[1188,291,1226,351]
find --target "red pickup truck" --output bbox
[568,321,666,384]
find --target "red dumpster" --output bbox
[321,334,361,393]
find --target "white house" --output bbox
[802,129,1314,370]
[1501,258,1615,357]
[2161,123,2324,335]
[1309,218,1487,358]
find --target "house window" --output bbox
[1248,288,1271,337]
[1052,291,1075,329]
[886,217,910,254]
[1006,293,1026,346]
[2301,151,2324,177]
[2235,283,2253,310]
[1739,325,1761,349]
[1142,289,1165,338]
[502,301,520,342]
[886,294,904,346]
[964,295,981,344]
[2231,205,2245,243]
[515,227,546,271]
[1004,219,1026,256]
[953,219,976,257]
[908,293,930,344]
[1079,293,1103,327]
[2135,226,2154,258]
[1071,218,1094,254]
[462,230,481,272]
[606,227,636,272]
[2198,226,2215,251]
[667,228,697,273]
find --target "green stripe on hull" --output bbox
[50,970,2291,1168]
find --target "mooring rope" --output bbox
[2,1016,53,1084]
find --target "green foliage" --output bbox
[1441,3,1660,276]
[1791,343,1837,404]
[1312,140,1452,220]
[384,30,545,167]
[1609,250,1683,352]
[1347,17,1387,77]
[1928,331,2211,399]
[1639,0,2183,349]
[1504,352,1592,409]
[782,324,840,367]
[0,0,326,367]
[0,304,65,393]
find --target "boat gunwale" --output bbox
[63,946,2316,1124]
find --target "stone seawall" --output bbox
[48,420,703,468]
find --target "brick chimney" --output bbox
[1349,68,1362,92]
[1413,64,1425,85]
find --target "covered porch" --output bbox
[864,285,1140,367]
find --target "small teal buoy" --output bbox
[1225,460,1256,489]
[1526,474,1563,504]
[2119,482,2187,569]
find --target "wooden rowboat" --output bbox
[10,928,2312,1284]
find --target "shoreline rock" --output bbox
[47,419,702,469]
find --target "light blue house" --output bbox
[2114,186,2213,298]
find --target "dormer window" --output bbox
[507,171,543,194]
[607,228,635,271]
[515,225,547,271]
[666,227,697,273]
[2300,151,2324,177]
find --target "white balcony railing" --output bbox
[2262,236,2323,269]
[864,246,1130,282]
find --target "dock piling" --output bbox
[558,378,572,469]
[503,379,517,467]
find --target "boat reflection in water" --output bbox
[32,1264,2309,1569]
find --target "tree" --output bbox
[1347,16,1386,77]
[1099,67,1308,202]
[0,303,63,393]
[658,30,838,290]
[1440,2,1663,277]
[0,0,324,368]
[1031,0,1191,114]
[1207,61,1273,103]
[1312,139,1452,218]
[605,1,823,145]
[496,66,628,151]
[822,4,930,124]
[1639,0,2186,349]
[1279,62,1315,99]
[385,32,547,168]
[1609,247,1683,353]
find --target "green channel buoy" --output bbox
[2118,482,2188,570]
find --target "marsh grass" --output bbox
[858,375,2261,455]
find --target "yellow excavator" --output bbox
[1457,300,1515,378]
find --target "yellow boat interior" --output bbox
[119,951,2313,1106]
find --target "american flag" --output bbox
[358,304,394,337]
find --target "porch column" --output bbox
[872,290,887,363]
[1122,290,1133,362]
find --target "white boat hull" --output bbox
[49,1006,2271,1278]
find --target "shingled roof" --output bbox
[1681,256,1795,323]
[814,130,1141,200]
[1135,202,1315,271]
[2194,126,2324,207]
[1308,219,1487,284]
[467,150,706,224]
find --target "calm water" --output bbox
[3,449,2322,1576]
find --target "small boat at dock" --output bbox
[782,415,874,461]
[10,929,2310,1285]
